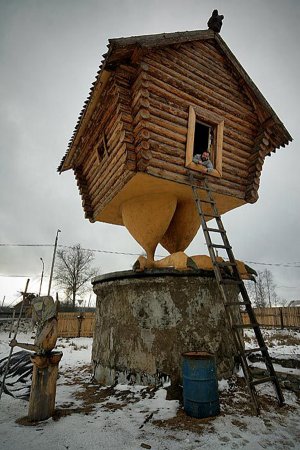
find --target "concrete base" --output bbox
[92,270,242,387]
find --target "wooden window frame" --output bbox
[185,106,224,178]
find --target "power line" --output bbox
[0,243,142,256]
[1,242,300,268]
[0,244,53,247]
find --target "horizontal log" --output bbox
[82,147,98,175]
[148,157,187,175]
[143,62,256,122]
[222,143,249,165]
[105,118,123,144]
[149,94,188,120]
[92,161,131,211]
[210,178,245,198]
[107,128,126,150]
[76,96,119,165]
[146,165,187,184]
[136,141,150,152]
[222,159,248,177]
[87,138,129,187]
[224,126,255,148]
[142,56,256,119]
[137,148,152,161]
[131,88,150,111]
[146,121,187,144]
[131,71,150,92]
[146,77,258,134]
[132,109,151,127]
[151,114,187,137]
[223,133,252,155]
[149,104,187,128]
[149,138,186,159]
[195,40,227,64]
[151,149,183,166]
[148,130,186,151]
[90,152,128,204]
[220,169,248,186]
[82,149,99,174]
[93,169,134,220]
[222,153,248,171]
[134,129,151,145]
[183,43,240,87]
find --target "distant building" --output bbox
[288,300,300,307]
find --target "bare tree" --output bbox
[264,269,276,308]
[54,244,98,310]
[254,271,267,308]
[246,269,287,308]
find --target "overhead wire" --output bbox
[1,242,300,268]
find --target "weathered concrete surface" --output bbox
[92,270,242,387]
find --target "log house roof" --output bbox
[58,29,292,173]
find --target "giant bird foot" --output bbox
[133,253,256,280]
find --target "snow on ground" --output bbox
[0,327,300,450]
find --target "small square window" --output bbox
[95,133,108,164]
[185,106,224,177]
[96,143,105,163]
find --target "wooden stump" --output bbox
[28,351,63,422]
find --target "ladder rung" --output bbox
[200,186,211,192]
[210,244,231,250]
[251,376,275,386]
[215,261,237,267]
[203,213,218,218]
[204,227,226,233]
[244,346,267,355]
[198,199,215,205]
[190,179,285,411]
[225,301,249,307]
[219,279,242,286]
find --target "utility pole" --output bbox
[48,229,61,296]
[39,257,44,296]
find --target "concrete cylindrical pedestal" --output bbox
[28,351,63,422]
[92,270,242,387]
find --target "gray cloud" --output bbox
[0,0,299,303]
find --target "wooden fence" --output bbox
[56,307,300,338]
[57,312,95,338]
[241,307,300,329]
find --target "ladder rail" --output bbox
[190,174,285,413]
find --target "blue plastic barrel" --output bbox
[182,351,220,419]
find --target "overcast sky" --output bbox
[0,0,299,306]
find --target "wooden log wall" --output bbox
[133,40,262,200]
[74,68,136,222]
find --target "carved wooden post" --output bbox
[28,351,63,422]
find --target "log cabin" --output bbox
[58,29,292,263]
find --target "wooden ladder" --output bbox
[190,174,285,414]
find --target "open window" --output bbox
[185,106,224,177]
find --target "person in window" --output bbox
[193,150,213,173]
